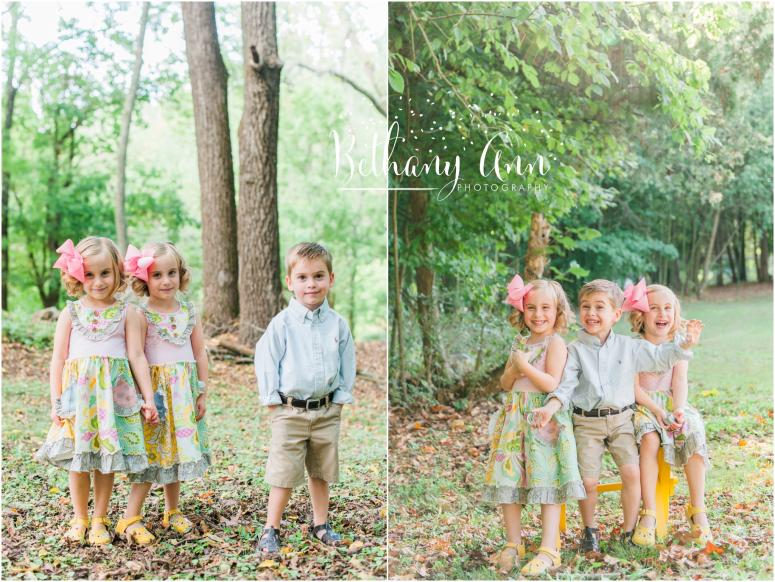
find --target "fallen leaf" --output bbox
[258,559,278,569]
[347,540,364,554]
[450,419,465,431]
[421,445,436,454]
[467,447,480,458]
[603,554,620,565]
[738,439,748,446]
[702,541,724,555]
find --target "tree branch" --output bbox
[293,63,386,117]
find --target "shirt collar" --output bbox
[288,297,330,323]
[577,328,616,347]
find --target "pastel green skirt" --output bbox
[483,391,585,505]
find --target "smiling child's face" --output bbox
[522,287,558,338]
[579,291,621,340]
[285,257,334,311]
[642,288,675,340]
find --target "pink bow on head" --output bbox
[52,239,85,283]
[124,244,155,282]
[623,278,650,312]
[506,274,534,312]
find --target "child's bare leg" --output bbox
[620,463,641,531]
[638,433,660,527]
[266,486,292,529]
[164,481,181,511]
[539,504,561,551]
[685,454,709,529]
[579,478,598,527]
[69,471,91,519]
[501,503,522,544]
[92,470,114,537]
[309,477,330,525]
[125,482,153,518]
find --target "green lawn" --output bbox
[389,295,773,580]
[1,342,387,580]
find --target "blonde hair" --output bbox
[285,242,333,277]
[578,279,624,309]
[129,242,191,297]
[508,279,574,335]
[61,237,126,298]
[629,284,685,340]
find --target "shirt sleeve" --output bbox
[332,319,356,405]
[254,317,285,406]
[545,345,580,410]
[633,337,692,373]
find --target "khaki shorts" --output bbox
[573,408,639,480]
[265,403,342,488]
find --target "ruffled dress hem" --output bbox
[34,438,148,473]
[482,481,587,505]
[129,454,212,484]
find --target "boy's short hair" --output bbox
[285,242,333,277]
[62,236,126,298]
[578,279,624,309]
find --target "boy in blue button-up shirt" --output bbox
[254,242,356,555]
[531,279,702,552]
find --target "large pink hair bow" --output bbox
[124,244,155,282]
[623,278,650,312]
[506,274,534,312]
[52,239,85,283]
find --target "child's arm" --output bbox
[255,318,285,407]
[513,336,568,393]
[332,320,356,405]
[633,320,703,373]
[668,360,689,426]
[191,318,208,421]
[531,346,580,428]
[49,309,72,426]
[499,354,521,391]
[125,307,159,424]
[634,377,669,428]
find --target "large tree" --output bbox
[114,3,150,253]
[237,2,284,346]
[182,2,239,333]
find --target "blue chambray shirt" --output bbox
[255,297,356,406]
[547,329,692,412]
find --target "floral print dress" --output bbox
[483,335,586,505]
[35,300,149,473]
[129,298,210,484]
[633,364,710,469]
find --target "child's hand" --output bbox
[50,408,63,427]
[671,408,685,430]
[511,349,529,370]
[530,406,553,429]
[654,408,671,429]
[681,319,704,348]
[195,394,207,421]
[141,402,159,424]
[267,404,279,412]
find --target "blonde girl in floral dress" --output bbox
[483,277,585,576]
[117,242,211,544]
[628,283,712,548]
[35,237,159,545]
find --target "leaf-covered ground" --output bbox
[2,341,387,580]
[389,293,774,580]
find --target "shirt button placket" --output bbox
[312,318,323,394]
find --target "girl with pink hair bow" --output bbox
[627,282,712,548]
[482,275,586,576]
[36,236,159,546]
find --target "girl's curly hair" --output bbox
[61,237,126,298]
[508,279,574,335]
[129,242,191,297]
[628,284,685,339]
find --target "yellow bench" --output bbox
[559,448,678,541]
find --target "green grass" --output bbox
[1,342,387,580]
[390,295,773,580]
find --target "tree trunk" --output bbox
[114,3,150,253]
[182,2,240,333]
[758,229,771,282]
[409,191,451,389]
[697,204,722,298]
[391,193,406,398]
[237,2,284,347]
[524,212,550,280]
[2,4,20,311]
[737,217,747,282]
[726,242,738,283]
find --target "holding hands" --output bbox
[141,402,160,424]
